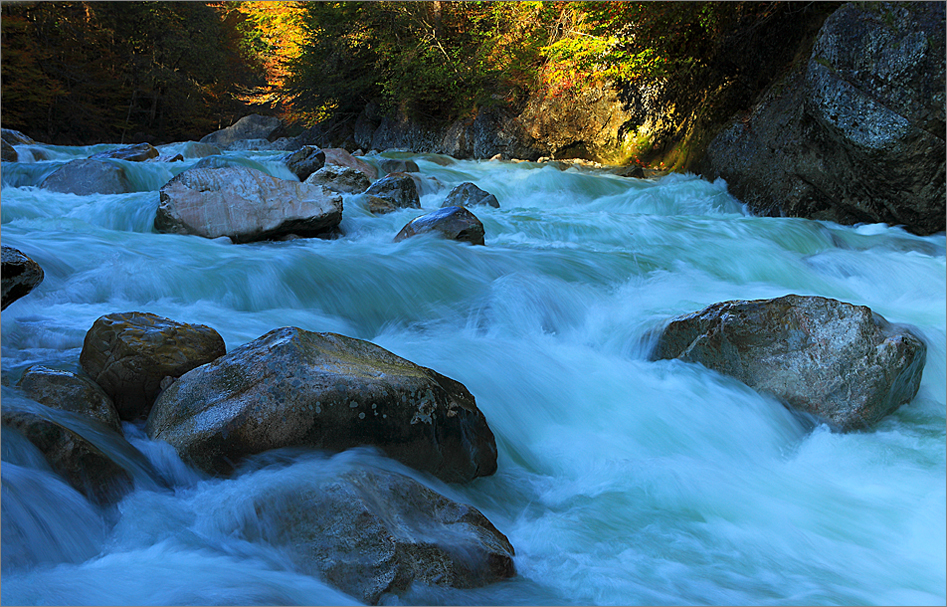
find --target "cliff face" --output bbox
[700,2,946,235]
[295,2,944,235]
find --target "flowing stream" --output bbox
[2,142,945,606]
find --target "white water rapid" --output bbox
[2,143,945,606]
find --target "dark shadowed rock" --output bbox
[701,2,946,235]
[1,407,133,506]
[199,114,286,148]
[18,366,122,433]
[1,245,44,310]
[365,172,421,210]
[90,143,159,162]
[39,159,133,195]
[236,464,515,605]
[283,145,326,181]
[1,138,16,162]
[146,327,498,482]
[364,194,398,214]
[650,295,927,430]
[441,182,500,209]
[395,207,486,246]
[155,166,343,242]
[80,312,226,421]
[1,128,34,146]
[305,164,371,194]
[379,157,420,175]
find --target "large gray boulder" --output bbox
[146,327,498,483]
[18,366,122,434]
[395,207,486,246]
[39,159,133,195]
[199,114,286,148]
[650,295,927,430]
[155,166,343,242]
[90,142,159,162]
[701,2,945,235]
[238,466,515,605]
[365,172,421,210]
[441,182,500,209]
[80,312,226,421]
[1,245,44,310]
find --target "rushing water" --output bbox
[1,142,945,606]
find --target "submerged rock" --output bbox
[441,182,500,209]
[155,166,343,242]
[365,172,421,210]
[238,465,515,605]
[18,366,122,433]
[146,327,498,482]
[39,158,133,195]
[1,408,133,506]
[650,294,927,430]
[80,312,226,421]
[90,142,159,162]
[395,206,486,246]
[379,157,420,175]
[1,245,44,310]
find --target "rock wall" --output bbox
[699,2,946,235]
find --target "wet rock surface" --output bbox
[17,366,122,433]
[155,166,343,242]
[395,206,486,246]
[1,245,45,310]
[146,327,498,482]
[234,463,515,605]
[80,311,226,421]
[441,182,500,209]
[651,294,927,430]
[365,172,421,210]
[39,158,133,196]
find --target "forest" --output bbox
[1,1,831,146]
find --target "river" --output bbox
[2,142,945,605]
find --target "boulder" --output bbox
[17,366,122,433]
[89,142,159,162]
[1,138,16,162]
[239,466,515,604]
[441,182,500,209]
[323,147,378,181]
[283,145,326,181]
[700,2,946,236]
[305,164,371,194]
[146,327,498,483]
[80,312,226,421]
[650,295,927,430]
[365,172,421,210]
[39,158,133,195]
[1,246,44,310]
[395,207,486,246]
[1,407,132,506]
[149,153,184,163]
[199,114,286,148]
[378,157,420,175]
[364,194,398,215]
[1,127,34,146]
[155,166,343,242]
